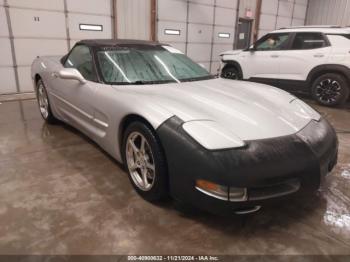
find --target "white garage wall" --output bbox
[306,0,350,26]
[157,0,238,74]
[0,0,113,95]
[0,4,17,94]
[67,0,113,48]
[258,0,308,39]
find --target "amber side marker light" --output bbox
[195,180,229,201]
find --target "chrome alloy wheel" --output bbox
[315,79,341,104]
[126,131,156,191]
[37,82,49,119]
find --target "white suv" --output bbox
[220,26,350,107]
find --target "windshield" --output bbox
[96,45,213,84]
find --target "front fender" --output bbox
[99,86,175,162]
[307,64,350,85]
[220,60,244,79]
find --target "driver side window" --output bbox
[64,45,97,82]
[255,33,291,51]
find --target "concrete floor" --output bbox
[0,98,350,255]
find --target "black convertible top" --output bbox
[77,39,167,47]
[61,39,169,64]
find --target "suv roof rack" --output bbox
[278,25,343,30]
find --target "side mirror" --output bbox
[58,68,87,84]
[249,45,256,52]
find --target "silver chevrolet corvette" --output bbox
[31,39,338,214]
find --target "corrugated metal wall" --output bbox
[0,0,113,94]
[258,0,308,39]
[157,0,239,74]
[306,0,350,26]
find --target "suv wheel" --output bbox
[311,73,349,107]
[221,66,241,80]
[122,121,168,202]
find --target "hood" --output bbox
[113,78,320,141]
[220,49,243,56]
[39,56,63,64]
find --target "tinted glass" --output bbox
[64,45,97,82]
[292,33,327,50]
[96,46,212,84]
[255,33,290,51]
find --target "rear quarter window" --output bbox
[343,34,350,40]
[327,34,350,47]
[291,33,328,50]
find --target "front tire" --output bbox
[311,73,349,107]
[221,66,241,80]
[122,121,168,202]
[36,79,57,124]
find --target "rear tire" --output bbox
[36,79,57,124]
[311,73,349,107]
[122,121,168,202]
[221,66,241,80]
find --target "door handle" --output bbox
[314,54,325,58]
[270,55,279,58]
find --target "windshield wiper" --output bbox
[132,80,148,85]
[129,80,177,85]
[110,80,178,85]
[111,80,152,85]
[180,75,215,83]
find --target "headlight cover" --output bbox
[182,120,245,150]
[290,99,321,122]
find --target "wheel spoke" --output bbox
[129,162,137,171]
[140,137,146,153]
[146,162,155,171]
[142,169,149,188]
[127,142,134,154]
[129,139,139,154]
